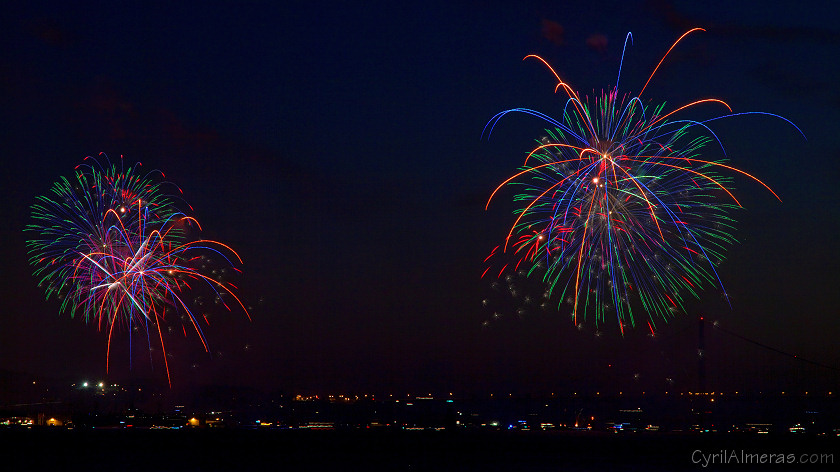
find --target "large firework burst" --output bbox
[483,29,802,334]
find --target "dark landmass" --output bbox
[2,370,838,470]
[4,428,838,472]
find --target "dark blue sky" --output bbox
[1,0,838,395]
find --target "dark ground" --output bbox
[5,428,837,471]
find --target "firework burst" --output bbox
[26,154,248,385]
[483,29,803,334]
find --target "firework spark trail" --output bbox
[483,29,803,333]
[26,154,249,386]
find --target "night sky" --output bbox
[1,1,838,397]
